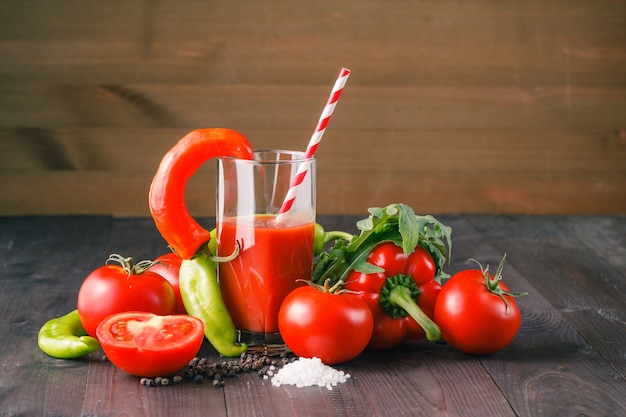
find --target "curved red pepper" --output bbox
[344,241,442,349]
[149,128,254,259]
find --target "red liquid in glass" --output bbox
[218,215,314,334]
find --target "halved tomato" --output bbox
[96,312,204,377]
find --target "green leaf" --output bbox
[385,204,398,216]
[414,214,453,283]
[368,206,384,218]
[353,261,385,274]
[397,203,420,254]
[356,217,373,232]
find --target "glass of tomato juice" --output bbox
[216,150,316,346]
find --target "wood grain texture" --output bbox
[1,1,625,215]
[1,214,624,416]
[448,215,626,417]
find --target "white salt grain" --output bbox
[271,357,350,390]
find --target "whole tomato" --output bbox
[278,282,374,364]
[434,255,526,355]
[149,253,186,314]
[78,254,177,337]
[97,312,204,377]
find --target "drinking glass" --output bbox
[216,150,316,346]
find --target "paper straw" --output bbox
[303,67,351,158]
[277,67,351,216]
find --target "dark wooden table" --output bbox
[1,214,624,417]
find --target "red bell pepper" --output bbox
[344,242,442,349]
[149,128,254,259]
[313,203,452,350]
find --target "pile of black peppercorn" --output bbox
[139,350,296,388]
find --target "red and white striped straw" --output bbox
[277,67,351,216]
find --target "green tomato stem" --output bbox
[469,254,527,315]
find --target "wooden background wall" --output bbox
[1,0,625,216]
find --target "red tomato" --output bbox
[97,312,204,377]
[434,256,524,355]
[149,253,186,314]
[77,255,177,337]
[278,285,374,364]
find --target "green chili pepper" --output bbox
[208,228,217,256]
[314,223,326,256]
[38,309,99,359]
[179,252,247,357]
[314,223,354,256]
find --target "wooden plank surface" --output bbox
[450,215,626,416]
[1,1,625,215]
[0,214,624,416]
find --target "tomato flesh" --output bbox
[97,312,204,377]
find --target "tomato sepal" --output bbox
[470,254,528,314]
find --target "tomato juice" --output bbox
[217,214,314,336]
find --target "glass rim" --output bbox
[219,149,316,165]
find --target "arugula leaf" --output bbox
[397,204,419,254]
[414,214,453,282]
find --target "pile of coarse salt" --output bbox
[269,357,350,390]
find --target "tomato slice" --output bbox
[96,312,204,377]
